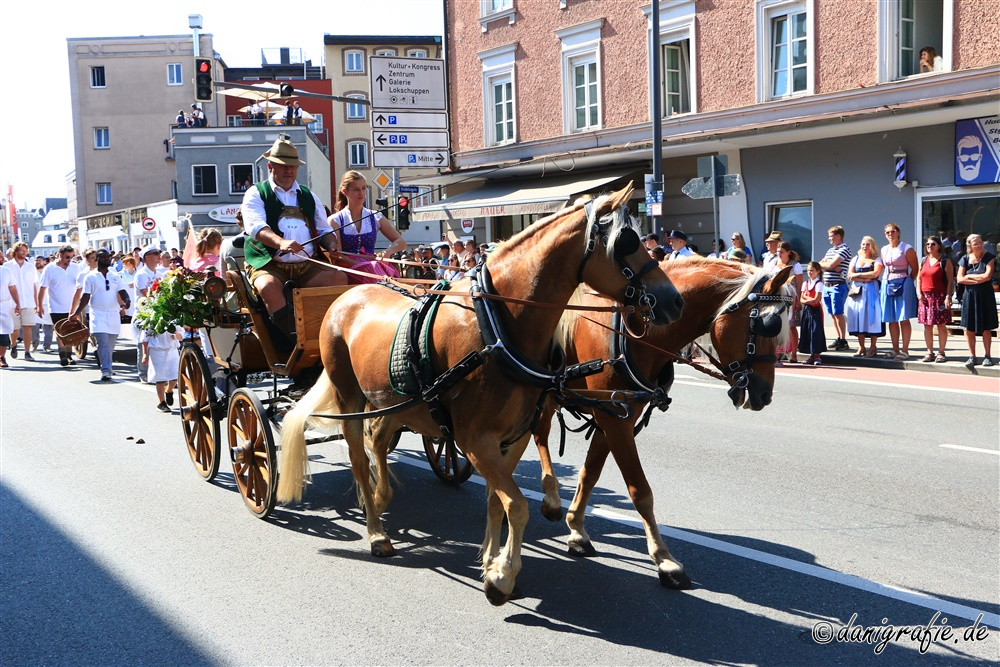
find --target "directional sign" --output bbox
[372,111,448,130]
[372,130,448,150]
[398,185,420,194]
[681,174,742,199]
[373,150,449,169]
[370,56,446,111]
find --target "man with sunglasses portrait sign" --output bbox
[70,249,130,382]
[955,117,1000,186]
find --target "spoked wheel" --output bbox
[178,344,221,481]
[73,337,90,360]
[228,388,278,519]
[422,436,474,486]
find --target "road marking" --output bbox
[940,444,1000,456]
[676,371,998,397]
[388,450,999,629]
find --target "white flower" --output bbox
[183,293,195,301]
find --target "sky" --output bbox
[0,0,444,211]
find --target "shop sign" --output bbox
[955,117,1000,185]
[208,205,241,223]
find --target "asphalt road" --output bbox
[2,348,998,666]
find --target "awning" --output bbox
[411,170,633,223]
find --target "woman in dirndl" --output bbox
[798,261,827,365]
[328,171,407,284]
[846,236,885,358]
[915,236,955,363]
[879,223,919,360]
[956,234,997,368]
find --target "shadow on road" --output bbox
[0,483,213,666]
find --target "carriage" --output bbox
[174,259,473,520]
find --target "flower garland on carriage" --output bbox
[132,268,215,334]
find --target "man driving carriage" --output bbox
[240,134,346,345]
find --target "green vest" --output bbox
[244,181,319,269]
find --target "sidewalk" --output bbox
[814,318,1000,379]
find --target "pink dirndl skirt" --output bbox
[347,260,400,285]
[917,291,951,325]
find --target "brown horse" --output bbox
[276,184,685,605]
[534,258,794,588]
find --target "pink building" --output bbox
[412,0,999,262]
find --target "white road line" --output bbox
[675,371,999,397]
[388,450,1000,629]
[940,444,1000,456]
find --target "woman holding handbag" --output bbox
[846,236,885,358]
[879,223,919,360]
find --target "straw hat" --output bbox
[262,134,305,166]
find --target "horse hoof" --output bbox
[483,579,511,606]
[540,503,563,523]
[567,539,597,558]
[370,538,395,558]
[658,567,692,590]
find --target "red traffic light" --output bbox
[398,196,409,208]
[198,60,212,73]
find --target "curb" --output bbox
[815,352,1000,378]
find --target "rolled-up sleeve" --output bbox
[241,187,269,240]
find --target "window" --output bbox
[58,234,66,242]
[43,235,52,244]
[347,94,367,121]
[478,43,517,147]
[310,113,323,133]
[556,19,603,133]
[193,165,218,196]
[227,115,243,127]
[767,201,813,263]
[96,183,112,205]
[90,66,106,88]
[348,141,369,167]
[878,0,950,81]
[663,41,691,116]
[230,164,254,194]
[756,0,813,102]
[490,75,515,144]
[918,188,1000,259]
[571,56,600,132]
[483,0,512,14]
[94,127,110,150]
[407,49,428,58]
[345,49,364,73]
[375,48,396,56]
[167,63,183,86]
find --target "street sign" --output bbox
[141,217,156,231]
[370,56,447,111]
[681,174,742,199]
[398,185,420,194]
[461,218,474,233]
[372,130,449,150]
[372,169,392,192]
[373,150,449,168]
[372,111,448,130]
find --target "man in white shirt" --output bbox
[240,135,342,347]
[37,245,82,367]
[666,230,694,260]
[70,249,130,382]
[761,231,782,270]
[133,246,165,381]
[6,242,38,361]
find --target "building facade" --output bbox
[421,0,999,260]
[323,34,443,245]
[67,34,221,222]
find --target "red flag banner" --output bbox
[7,185,17,236]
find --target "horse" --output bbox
[533,258,794,588]
[275,184,685,605]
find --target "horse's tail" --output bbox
[276,370,338,503]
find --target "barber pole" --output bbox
[893,148,907,189]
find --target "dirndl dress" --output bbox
[846,259,885,337]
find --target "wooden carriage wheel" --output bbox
[227,388,278,519]
[422,436,474,486]
[73,338,90,360]
[178,344,222,481]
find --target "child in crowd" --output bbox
[145,328,183,412]
[798,261,827,365]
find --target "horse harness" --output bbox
[697,273,794,404]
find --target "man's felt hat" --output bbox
[262,134,306,166]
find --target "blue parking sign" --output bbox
[407,154,416,164]
[388,115,397,125]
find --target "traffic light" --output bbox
[396,196,410,231]
[194,57,214,102]
[375,197,389,212]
